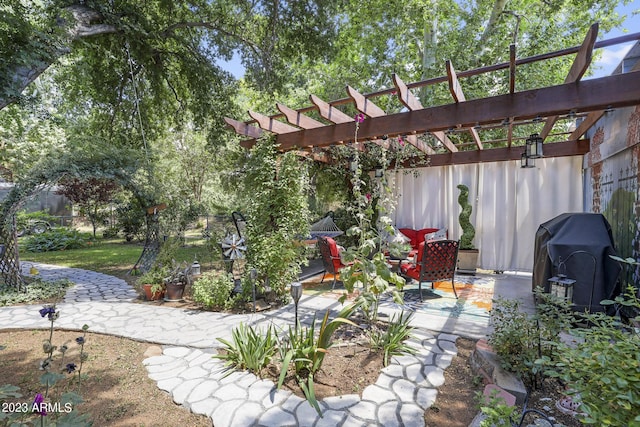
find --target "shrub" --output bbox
[114,201,146,242]
[22,228,93,252]
[545,287,640,426]
[489,289,572,388]
[0,278,72,306]
[192,271,234,309]
[277,302,361,415]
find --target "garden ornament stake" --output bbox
[290,282,303,331]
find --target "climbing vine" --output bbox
[0,146,153,288]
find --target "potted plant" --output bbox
[163,260,192,301]
[137,267,168,301]
[457,184,479,274]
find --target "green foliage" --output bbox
[22,228,93,252]
[16,210,57,223]
[277,302,361,416]
[242,137,310,301]
[0,278,72,306]
[489,289,573,388]
[215,323,278,375]
[113,199,146,242]
[192,271,235,310]
[478,388,519,427]
[457,184,475,250]
[370,311,416,367]
[544,286,640,426]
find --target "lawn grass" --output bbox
[19,235,224,280]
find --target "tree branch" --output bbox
[0,4,118,111]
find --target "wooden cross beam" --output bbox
[446,60,483,150]
[276,103,324,129]
[248,110,300,134]
[392,74,448,154]
[540,23,599,140]
[273,71,640,151]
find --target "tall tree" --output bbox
[283,0,627,108]
[0,0,340,111]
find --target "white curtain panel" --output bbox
[391,156,583,272]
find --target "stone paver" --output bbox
[0,262,509,427]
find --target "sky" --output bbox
[589,2,640,78]
[218,2,639,80]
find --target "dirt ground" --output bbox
[0,330,210,427]
[0,327,581,427]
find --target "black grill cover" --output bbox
[532,213,621,312]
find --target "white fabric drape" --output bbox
[391,156,583,272]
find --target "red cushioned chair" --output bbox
[400,239,460,300]
[317,236,347,289]
[399,227,439,257]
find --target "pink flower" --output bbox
[398,135,404,146]
[365,193,372,202]
[354,113,365,123]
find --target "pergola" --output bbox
[225,23,640,168]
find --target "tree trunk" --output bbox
[478,0,509,47]
[0,5,117,111]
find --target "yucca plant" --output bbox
[370,311,416,366]
[215,323,277,375]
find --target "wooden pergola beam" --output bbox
[276,103,324,129]
[224,117,262,139]
[248,110,300,134]
[295,150,330,163]
[446,60,483,150]
[399,139,590,168]
[570,56,640,140]
[310,94,353,123]
[392,73,451,153]
[347,84,426,152]
[540,23,599,139]
[346,85,386,117]
[274,71,640,150]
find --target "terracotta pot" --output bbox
[142,284,165,301]
[164,282,186,302]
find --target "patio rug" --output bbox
[381,275,495,320]
[300,273,495,321]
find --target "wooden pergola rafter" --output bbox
[225,23,640,168]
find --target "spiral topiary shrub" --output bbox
[457,184,475,250]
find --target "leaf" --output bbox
[0,384,22,399]
[277,350,293,389]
